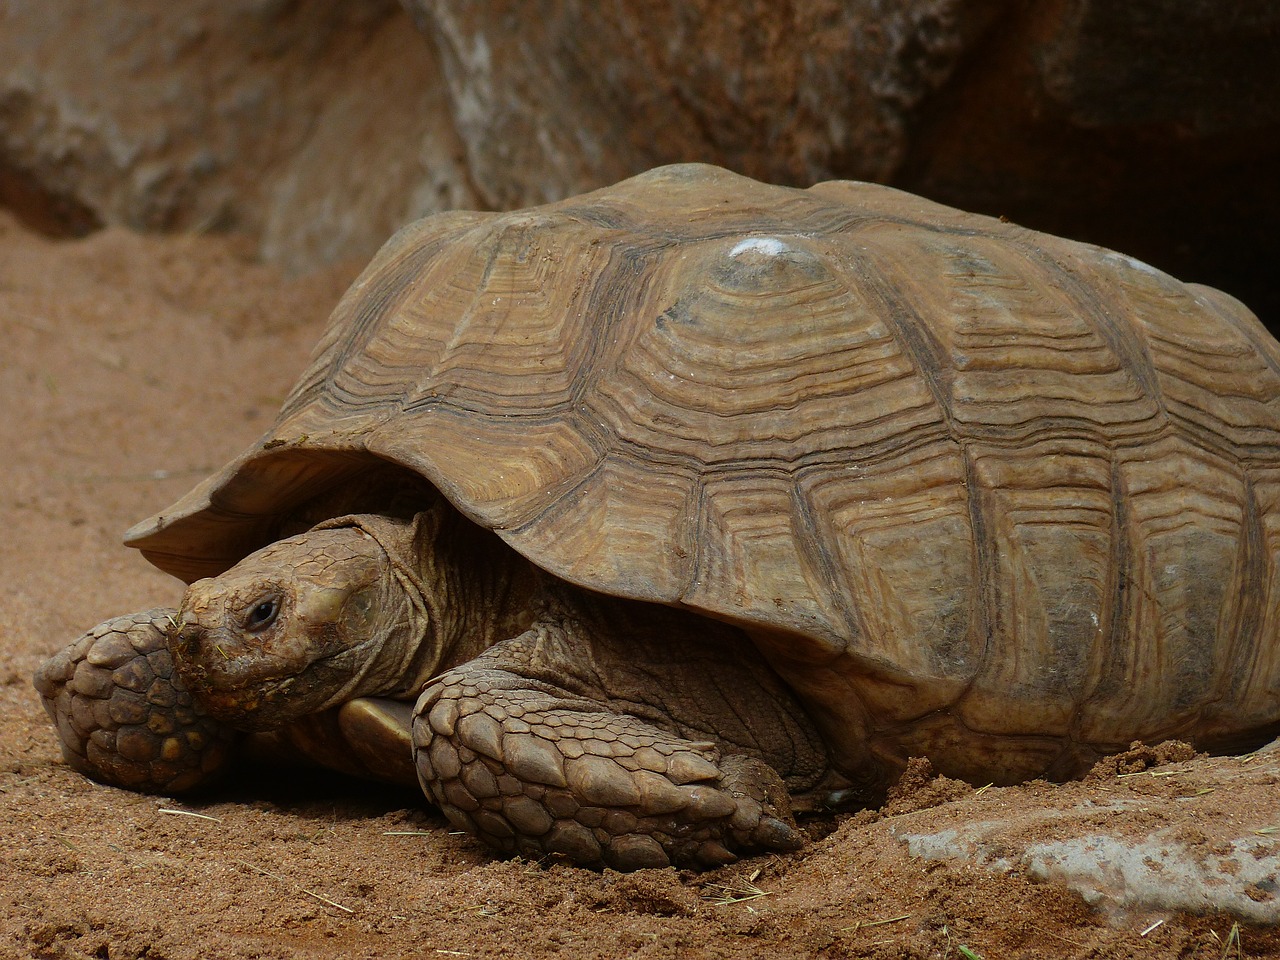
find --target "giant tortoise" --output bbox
[35,164,1280,871]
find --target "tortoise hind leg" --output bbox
[33,609,239,793]
[411,616,814,870]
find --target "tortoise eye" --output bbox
[245,598,280,632]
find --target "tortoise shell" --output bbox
[126,163,1280,780]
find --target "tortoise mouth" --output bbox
[172,628,374,731]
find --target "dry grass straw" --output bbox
[704,867,770,906]
[840,913,911,934]
[233,858,355,914]
[1215,922,1243,960]
[157,807,222,822]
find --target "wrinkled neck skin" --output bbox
[324,503,541,701]
[171,497,540,731]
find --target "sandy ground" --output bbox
[4,211,1280,959]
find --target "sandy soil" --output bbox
[4,212,1280,959]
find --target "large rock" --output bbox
[2,0,1277,325]
[1033,1,1280,131]
[404,0,1280,328]
[899,0,1280,331]
[0,0,475,271]
[402,0,1003,209]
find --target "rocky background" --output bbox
[2,0,1278,329]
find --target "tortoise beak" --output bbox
[166,617,277,728]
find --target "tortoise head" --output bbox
[170,524,410,730]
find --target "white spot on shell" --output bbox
[729,236,791,258]
[1104,250,1162,277]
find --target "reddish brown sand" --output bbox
[4,211,1280,959]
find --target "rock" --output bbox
[901,0,1280,331]
[403,0,1004,209]
[2,0,1276,327]
[403,0,1280,327]
[1033,0,1280,131]
[896,749,1280,923]
[0,0,475,270]
[902,809,1280,924]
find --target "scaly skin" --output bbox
[414,646,804,869]
[36,505,834,867]
[412,595,826,869]
[33,609,238,793]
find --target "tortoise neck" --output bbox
[362,500,540,694]
[431,506,542,674]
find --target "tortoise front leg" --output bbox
[412,612,821,870]
[33,609,239,793]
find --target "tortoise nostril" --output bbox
[173,622,204,654]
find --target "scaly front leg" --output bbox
[412,607,824,870]
[33,609,239,793]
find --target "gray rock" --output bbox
[898,760,1280,924]
[2,0,1276,323]
[404,0,1002,208]
[0,0,475,268]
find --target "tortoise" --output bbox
[35,163,1280,872]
